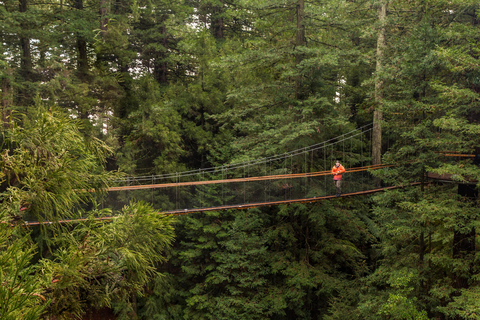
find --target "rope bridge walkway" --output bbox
[108,163,389,192]
[25,124,467,226]
[25,179,408,226]
[24,124,384,225]
[101,124,378,211]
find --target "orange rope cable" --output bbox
[23,182,420,226]
[433,151,476,157]
[169,183,422,216]
[20,150,476,226]
[442,154,475,158]
[107,163,393,191]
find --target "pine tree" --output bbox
[353,1,480,318]
[146,197,376,320]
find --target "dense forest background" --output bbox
[1,0,480,319]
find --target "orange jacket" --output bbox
[332,164,345,180]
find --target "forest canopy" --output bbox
[0,0,479,318]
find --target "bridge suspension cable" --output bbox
[107,163,390,191]
[114,123,374,185]
[102,125,375,214]
[24,182,420,226]
[20,123,478,226]
[23,124,380,225]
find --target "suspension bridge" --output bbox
[23,123,475,226]
[24,124,380,225]
[101,124,377,210]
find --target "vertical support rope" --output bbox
[264,160,267,203]
[304,147,307,198]
[244,164,246,204]
[151,175,154,205]
[369,128,373,189]
[175,172,178,210]
[222,166,225,206]
[269,160,272,202]
[349,137,352,194]
[284,156,286,200]
[195,171,199,208]
[372,128,374,188]
[350,135,353,169]
[290,155,293,199]
[361,131,364,191]
[311,147,314,172]
[361,131,364,167]
[324,142,327,196]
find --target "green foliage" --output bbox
[0,108,177,320]
[0,107,116,223]
[115,76,187,175]
[439,287,480,320]
[358,268,429,320]
[0,225,48,320]
[357,183,480,320]
[2,0,480,318]
[38,201,175,320]
[143,197,376,320]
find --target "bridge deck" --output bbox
[24,183,420,226]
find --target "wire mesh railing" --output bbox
[101,125,375,212]
[102,166,380,212]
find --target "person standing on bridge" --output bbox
[332,160,346,197]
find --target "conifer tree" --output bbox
[351,1,480,318]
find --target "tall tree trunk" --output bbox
[19,0,31,74]
[452,184,477,289]
[295,0,305,99]
[74,0,90,120]
[296,0,305,51]
[372,1,388,165]
[76,38,89,81]
[211,1,224,40]
[154,19,168,84]
[99,0,109,35]
[76,34,89,121]
[18,0,34,107]
[1,72,13,127]
[75,0,88,82]
[19,39,32,76]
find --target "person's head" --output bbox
[336,160,340,166]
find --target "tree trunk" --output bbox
[296,0,305,50]
[451,184,478,292]
[75,0,89,81]
[295,0,305,99]
[73,0,91,121]
[19,0,31,74]
[18,0,35,107]
[77,38,89,80]
[1,73,12,127]
[154,19,168,84]
[99,0,109,35]
[372,1,388,165]
[211,1,224,40]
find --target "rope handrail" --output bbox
[113,124,374,183]
[22,181,421,226]
[16,123,476,227]
[107,163,391,191]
